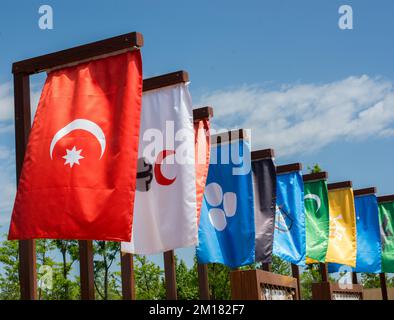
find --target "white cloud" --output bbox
[199,75,394,156]
[0,81,42,123]
[0,146,12,161]
[0,179,15,226]
[0,146,15,227]
[0,82,14,122]
[0,123,13,134]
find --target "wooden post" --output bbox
[291,264,302,300]
[352,272,358,284]
[121,252,135,300]
[261,263,272,272]
[197,264,210,300]
[164,250,177,300]
[13,73,37,300]
[319,263,329,282]
[380,273,388,300]
[79,240,95,300]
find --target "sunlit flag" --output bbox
[9,51,143,240]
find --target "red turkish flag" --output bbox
[8,50,143,241]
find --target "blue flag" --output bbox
[329,194,382,273]
[196,139,255,268]
[273,171,306,265]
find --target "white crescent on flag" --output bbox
[304,194,321,212]
[49,119,106,159]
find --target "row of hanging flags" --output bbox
[7,50,394,274]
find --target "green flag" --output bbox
[304,179,330,262]
[378,201,394,272]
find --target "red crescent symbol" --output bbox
[154,150,176,186]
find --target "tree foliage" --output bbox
[93,241,121,300]
[0,238,20,300]
[2,232,391,301]
[134,255,164,300]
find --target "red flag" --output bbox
[8,50,143,241]
[194,119,210,223]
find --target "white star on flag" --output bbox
[63,146,84,168]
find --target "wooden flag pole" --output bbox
[164,250,177,300]
[13,73,37,300]
[276,163,303,300]
[352,272,358,284]
[379,273,388,300]
[291,264,302,299]
[319,263,329,282]
[377,194,394,300]
[261,263,272,272]
[12,32,144,300]
[121,252,135,300]
[79,240,95,299]
[197,264,210,300]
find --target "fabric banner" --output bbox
[379,201,394,273]
[325,188,357,267]
[194,119,211,223]
[252,158,276,263]
[304,179,330,263]
[329,194,381,273]
[196,139,255,268]
[273,171,306,266]
[121,83,197,254]
[9,51,143,241]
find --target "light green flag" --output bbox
[304,179,330,263]
[378,201,394,272]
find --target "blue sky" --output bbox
[0,0,394,268]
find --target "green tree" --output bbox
[51,240,79,299]
[36,239,57,300]
[0,238,20,300]
[207,263,231,300]
[174,257,198,300]
[361,273,380,288]
[308,164,322,174]
[300,264,321,300]
[93,241,121,300]
[271,255,291,276]
[134,255,164,300]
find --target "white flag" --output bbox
[121,83,197,254]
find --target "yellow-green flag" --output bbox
[325,187,357,267]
